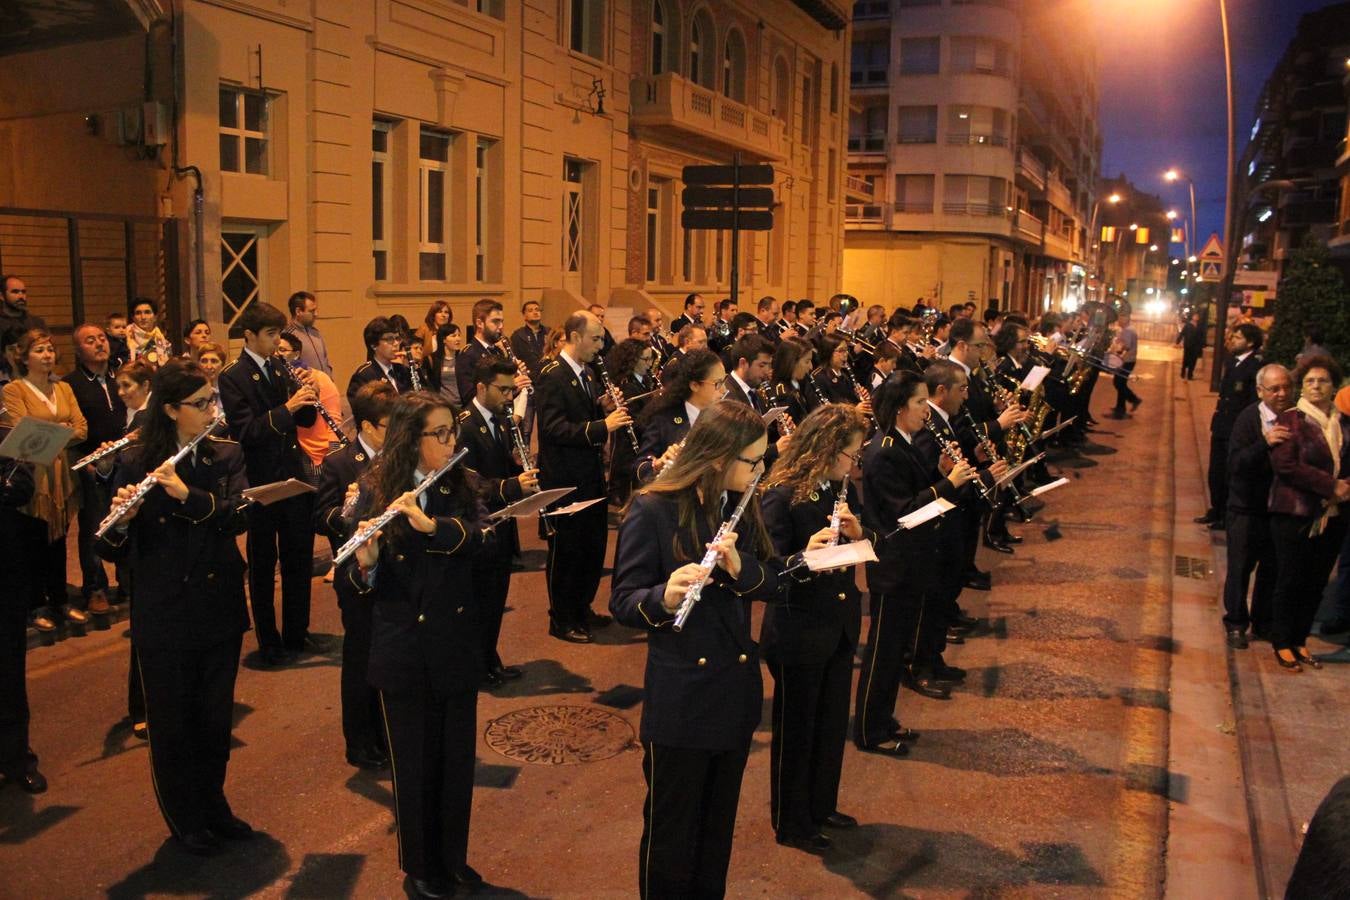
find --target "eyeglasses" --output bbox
[378,334,400,344]
[176,397,215,412]
[421,426,457,445]
[736,453,765,467]
[491,383,518,397]
[840,448,862,465]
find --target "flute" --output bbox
[333,446,469,566]
[95,415,224,539]
[72,433,136,471]
[274,353,350,448]
[594,357,640,454]
[672,467,765,632]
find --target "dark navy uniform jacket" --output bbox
[861,428,959,597]
[760,481,868,667]
[97,438,250,650]
[218,353,317,486]
[634,406,691,485]
[610,492,788,752]
[456,403,525,561]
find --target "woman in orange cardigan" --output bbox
[2,330,88,631]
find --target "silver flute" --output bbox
[594,357,640,454]
[95,415,224,539]
[72,433,136,471]
[333,447,468,565]
[672,467,764,632]
[828,477,849,546]
[274,353,350,448]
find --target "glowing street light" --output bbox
[1166,210,1178,220]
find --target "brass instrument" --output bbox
[593,357,640,454]
[672,467,765,632]
[835,327,878,354]
[95,415,225,539]
[333,447,469,565]
[275,353,350,448]
[961,409,1033,518]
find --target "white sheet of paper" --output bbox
[242,478,316,506]
[1020,365,1051,391]
[1040,416,1077,439]
[0,417,76,466]
[803,540,878,571]
[995,455,1042,487]
[489,487,575,520]
[544,496,607,517]
[1029,476,1069,498]
[762,406,788,428]
[897,497,955,530]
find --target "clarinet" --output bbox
[755,383,795,437]
[923,417,994,505]
[672,467,765,632]
[961,409,1033,516]
[828,477,849,546]
[333,446,469,565]
[497,339,535,396]
[95,415,225,539]
[71,433,136,471]
[408,355,423,393]
[507,413,534,470]
[594,358,640,454]
[274,353,350,448]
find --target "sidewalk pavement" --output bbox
[1175,346,1350,898]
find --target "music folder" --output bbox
[896,497,955,530]
[0,417,76,466]
[543,496,607,517]
[803,540,878,572]
[242,478,315,506]
[488,487,575,521]
[762,406,788,428]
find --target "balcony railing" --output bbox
[631,72,785,161]
[943,202,1011,217]
[847,133,887,153]
[894,200,933,213]
[1014,209,1043,241]
[946,133,1009,147]
[845,175,875,199]
[1017,148,1046,190]
[845,203,887,224]
[1046,175,1073,213]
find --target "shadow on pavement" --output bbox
[0,796,80,845]
[952,662,1112,702]
[902,727,1110,778]
[106,831,291,899]
[488,659,593,697]
[823,823,1105,895]
[284,851,366,898]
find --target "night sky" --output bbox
[1095,0,1337,252]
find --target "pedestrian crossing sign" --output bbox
[1199,260,1222,282]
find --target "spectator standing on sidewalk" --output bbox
[1221,364,1293,649]
[1176,312,1205,381]
[1195,323,1264,531]
[1107,312,1141,419]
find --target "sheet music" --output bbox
[488,487,575,521]
[1029,476,1069,497]
[1020,365,1051,391]
[896,497,955,530]
[543,496,607,517]
[803,540,878,571]
[242,478,316,506]
[762,406,788,428]
[0,418,76,466]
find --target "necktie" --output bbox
[494,415,513,456]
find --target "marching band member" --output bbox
[770,338,822,423]
[218,302,320,666]
[857,372,974,746]
[314,381,396,771]
[347,316,414,405]
[344,392,488,898]
[458,299,507,403]
[0,431,39,793]
[634,349,725,484]
[606,337,658,503]
[610,401,801,899]
[761,403,870,851]
[668,292,705,335]
[97,361,252,854]
[456,357,539,687]
[536,310,631,644]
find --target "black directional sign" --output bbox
[681,164,775,186]
[681,187,776,209]
[678,154,774,305]
[681,210,775,231]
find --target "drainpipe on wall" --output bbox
[173,165,205,321]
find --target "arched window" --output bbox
[722,28,746,102]
[690,10,714,87]
[651,0,665,76]
[772,55,791,121]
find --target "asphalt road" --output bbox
[1,357,1177,898]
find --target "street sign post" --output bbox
[1196,233,1225,283]
[680,153,775,307]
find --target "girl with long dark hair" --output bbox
[611,401,815,898]
[345,392,488,898]
[606,338,658,502]
[811,335,858,405]
[770,337,821,424]
[633,348,725,484]
[97,360,251,854]
[760,403,870,850]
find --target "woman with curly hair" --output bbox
[759,403,871,851]
[633,348,725,484]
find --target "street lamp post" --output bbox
[1087,192,1123,292]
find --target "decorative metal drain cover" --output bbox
[1174,555,1210,579]
[484,705,635,765]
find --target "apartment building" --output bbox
[0,0,847,379]
[842,0,1100,314]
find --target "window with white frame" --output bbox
[943,174,1007,216]
[651,0,666,75]
[219,85,268,175]
[570,0,604,59]
[646,179,665,283]
[419,127,452,281]
[476,139,493,282]
[372,121,393,281]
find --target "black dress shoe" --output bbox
[260,646,293,667]
[1193,512,1217,525]
[891,727,920,742]
[983,538,1014,554]
[2,769,48,794]
[480,670,505,689]
[1001,534,1024,545]
[176,829,221,856]
[493,665,523,680]
[935,663,967,682]
[548,623,594,644]
[776,831,831,852]
[821,812,858,828]
[347,747,389,771]
[403,875,452,899]
[211,814,255,840]
[857,740,909,757]
[1274,650,1302,672]
[584,609,613,628]
[1225,629,1249,650]
[903,676,952,700]
[945,627,966,645]
[963,576,991,591]
[953,613,978,630]
[453,863,484,886]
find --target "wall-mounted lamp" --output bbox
[588,78,607,116]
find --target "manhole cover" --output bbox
[484,705,635,765]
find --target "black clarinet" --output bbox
[594,358,640,454]
[274,353,350,448]
[924,417,994,505]
[960,409,1033,518]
